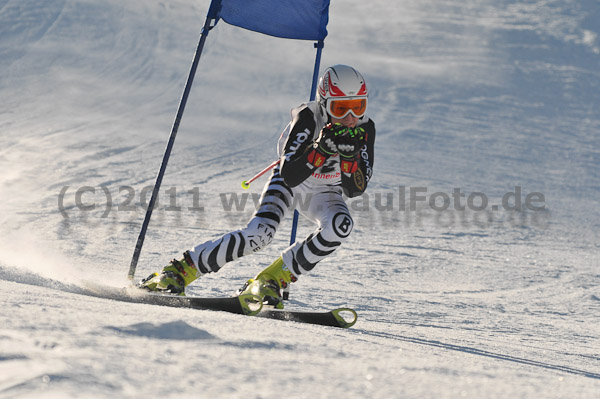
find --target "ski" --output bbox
[81,283,262,315]
[81,282,358,328]
[258,307,358,328]
[131,292,263,315]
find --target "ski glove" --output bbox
[335,126,366,158]
[307,123,347,168]
[336,126,366,174]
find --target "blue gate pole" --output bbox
[128,3,221,280]
[284,40,324,300]
[288,40,325,247]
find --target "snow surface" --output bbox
[1,0,599,398]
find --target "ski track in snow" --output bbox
[1,0,600,398]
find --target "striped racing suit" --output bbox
[187,101,375,279]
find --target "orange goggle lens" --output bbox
[328,98,367,118]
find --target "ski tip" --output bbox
[331,308,358,328]
[238,294,263,316]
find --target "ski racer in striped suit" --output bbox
[139,65,376,308]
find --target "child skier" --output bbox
[139,64,376,308]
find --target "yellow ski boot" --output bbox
[138,252,200,295]
[238,257,297,309]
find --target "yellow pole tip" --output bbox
[241,181,250,189]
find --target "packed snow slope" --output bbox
[1,0,599,398]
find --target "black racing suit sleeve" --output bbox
[341,119,375,198]
[280,108,318,188]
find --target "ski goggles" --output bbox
[326,97,368,119]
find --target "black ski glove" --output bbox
[335,126,366,157]
[335,126,366,174]
[307,123,347,168]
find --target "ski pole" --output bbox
[241,159,280,189]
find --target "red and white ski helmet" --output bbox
[317,65,368,119]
